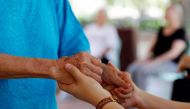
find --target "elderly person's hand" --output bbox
[100,63,134,106]
[55,52,132,94]
[101,63,130,88]
[112,73,143,108]
[54,52,103,84]
[178,55,190,72]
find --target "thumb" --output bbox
[58,83,71,92]
[65,64,84,82]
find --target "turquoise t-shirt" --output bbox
[0,0,90,109]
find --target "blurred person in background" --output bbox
[128,4,188,90]
[85,9,120,66]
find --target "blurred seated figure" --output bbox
[85,9,120,66]
[128,4,188,90]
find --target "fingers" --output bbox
[119,87,133,94]
[118,92,132,99]
[112,73,135,99]
[81,68,102,83]
[65,64,84,82]
[80,62,103,75]
[114,73,131,88]
[107,63,127,87]
[107,62,120,72]
[58,83,70,92]
[90,56,102,66]
[120,73,134,86]
[102,63,127,87]
[114,87,133,99]
[113,75,128,88]
[79,52,102,67]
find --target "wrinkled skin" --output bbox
[111,73,141,108]
[56,52,134,104]
[56,52,103,84]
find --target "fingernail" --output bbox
[65,64,72,70]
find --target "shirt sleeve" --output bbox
[157,27,164,38]
[56,0,90,57]
[175,28,186,40]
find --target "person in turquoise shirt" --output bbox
[0,0,96,109]
[0,0,130,109]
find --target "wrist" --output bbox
[50,57,68,80]
[90,90,112,106]
[135,88,146,109]
[27,58,57,79]
[47,60,58,79]
[96,97,118,109]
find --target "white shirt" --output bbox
[85,23,120,66]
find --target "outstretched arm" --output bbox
[0,54,76,84]
[153,40,186,63]
[114,73,190,109]
[137,89,190,109]
[0,54,56,79]
[0,52,104,85]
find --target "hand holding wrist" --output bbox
[50,57,75,84]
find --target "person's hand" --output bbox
[121,87,143,109]
[110,73,133,101]
[111,73,142,108]
[74,60,133,102]
[53,52,103,84]
[58,52,103,83]
[101,63,130,89]
[178,55,190,72]
[58,63,111,106]
[49,57,74,84]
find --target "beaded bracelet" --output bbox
[96,97,117,109]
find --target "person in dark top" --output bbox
[128,4,188,90]
[153,27,187,63]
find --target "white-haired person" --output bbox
[85,9,120,66]
[128,4,188,90]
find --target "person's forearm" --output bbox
[103,102,125,109]
[154,40,186,63]
[138,89,190,109]
[88,88,125,109]
[154,52,177,63]
[0,54,56,79]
